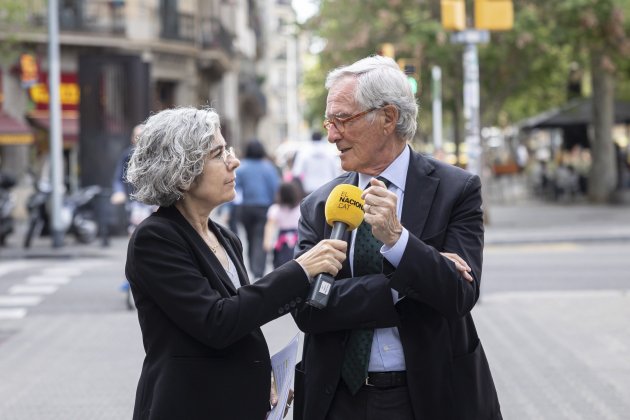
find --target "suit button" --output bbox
[290,300,296,307]
[284,304,290,310]
[296,297,302,303]
[278,308,284,314]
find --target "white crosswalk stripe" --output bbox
[9,285,59,295]
[0,308,27,320]
[42,267,83,276]
[26,275,71,285]
[0,296,44,306]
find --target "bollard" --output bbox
[97,188,112,247]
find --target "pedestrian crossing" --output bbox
[0,260,106,320]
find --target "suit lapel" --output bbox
[160,206,239,295]
[401,150,439,238]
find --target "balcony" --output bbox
[24,0,127,35]
[159,11,194,42]
[199,17,234,56]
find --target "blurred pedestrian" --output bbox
[292,131,342,195]
[124,106,347,420]
[263,181,302,269]
[292,55,500,420]
[111,124,156,308]
[111,124,155,234]
[235,139,280,278]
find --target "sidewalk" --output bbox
[485,200,630,245]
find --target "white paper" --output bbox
[267,334,300,420]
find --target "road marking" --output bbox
[0,261,40,278]
[482,289,627,303]
[0,296,44,306]
[485,242,580,253]
[26,276,71,285]
[9,285,58,295]
[42,267,83,276]
[0,308,27,320]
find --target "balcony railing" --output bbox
[22,0,126,35]
[160,11,195,42]
[199,17,234,56]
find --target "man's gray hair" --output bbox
[126,107,221,206]
[325,55,418,142]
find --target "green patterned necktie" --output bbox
[341,176,390,395]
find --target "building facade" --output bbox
[0,0,268,189]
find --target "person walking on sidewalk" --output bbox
[292,131,341,195]
[235,139,280,278]
[263,181,302,269]
[292,55,501,420]
[124,107,347,420]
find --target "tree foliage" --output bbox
[301,0,630,131]
[0,0,29,66]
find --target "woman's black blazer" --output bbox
[125,205,309,420]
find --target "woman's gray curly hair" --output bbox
[126,107,221,207]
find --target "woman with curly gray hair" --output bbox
[124,107,347,420]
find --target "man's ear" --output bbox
[382,105,399,135]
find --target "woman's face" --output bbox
[185,130,240,209]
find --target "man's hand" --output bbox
[362,178,402,247]
[440,252,473,282]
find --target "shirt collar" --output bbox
[358,145,409,192]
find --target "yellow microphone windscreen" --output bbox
[324,184,365,231]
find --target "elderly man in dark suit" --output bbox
[292,55,502,420]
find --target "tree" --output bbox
[300,0,630,202]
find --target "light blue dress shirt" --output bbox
[350,145,410,373]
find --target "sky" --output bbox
[292,0,318,23]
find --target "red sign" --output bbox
[29,73,80,112]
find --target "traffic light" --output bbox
[474,0,513,30]
[378,43,396,59]
[441,0,466,31]
[398,61,418,96]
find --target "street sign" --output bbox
[450,29,490,45]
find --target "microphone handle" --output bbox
[306,222,348,309]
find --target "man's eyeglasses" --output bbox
[323,107,380,133]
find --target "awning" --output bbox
[27,112,79,143]
[0,111,34,145]
[518,98,630,130]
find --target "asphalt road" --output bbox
[0,233,628,419]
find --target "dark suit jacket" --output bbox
[125,205,310,420]
[293,148,501,420]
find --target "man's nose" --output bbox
[327,127,341,143]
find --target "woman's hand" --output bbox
[295,239,347,279]
[441,252,473,282]
[267,376,294,419]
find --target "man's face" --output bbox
[325,77,393,175]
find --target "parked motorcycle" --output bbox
[23,182,102,248]
[0,173,16,246]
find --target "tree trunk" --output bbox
[588,49,617,203]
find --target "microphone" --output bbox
[306,184,365,309]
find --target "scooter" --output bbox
[0,173,16,246]
[23,181,102,248]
